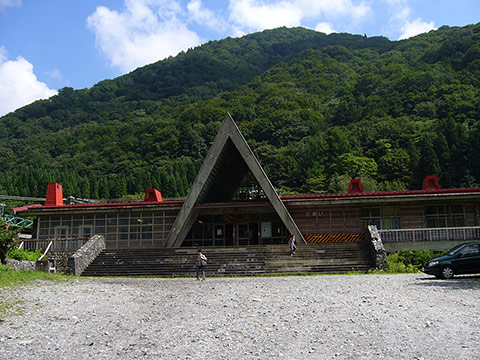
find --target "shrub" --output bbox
[0,219,21,264]
[386,249,442,273]
[7,247,43,262]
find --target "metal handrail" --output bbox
[15,237,91,251]
[378,226,480,242]
[38,241,53,261]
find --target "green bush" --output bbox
[387,249,441,273]
[7,247,43,262]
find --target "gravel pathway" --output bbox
[1,274,479,359]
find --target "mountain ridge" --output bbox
[1,24,479,200]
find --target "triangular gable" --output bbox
[165,114,305,247]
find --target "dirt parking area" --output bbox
[1,273,479,359]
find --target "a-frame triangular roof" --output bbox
[165,114,304,247]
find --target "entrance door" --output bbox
[237,223,249,245]
[224,224,234,246]
[236,223,259,245]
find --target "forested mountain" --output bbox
[1,24,479,200]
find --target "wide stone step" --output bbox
[82,242,374,276]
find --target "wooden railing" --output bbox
[17,238,90,252]
[378,226,480,243]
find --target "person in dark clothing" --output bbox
[288,234,296,256]
[196,249,207,280]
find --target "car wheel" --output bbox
[441,266,454,279]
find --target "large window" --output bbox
[231,171,267,201]
[425,204,465,228]
[361,207,400,230]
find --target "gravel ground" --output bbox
[0,273,479,360]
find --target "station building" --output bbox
[16,115,480,251]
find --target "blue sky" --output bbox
[1,0,479,116]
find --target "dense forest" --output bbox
[1,24,480,200]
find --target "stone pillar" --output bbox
[366,225,388,270]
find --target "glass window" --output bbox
[391,218,401,229]
[362,207,400,230]
[79,226,93,238]
[204,224,213,239]
[107,215,118,225]
[360,208,370,219]
[370,208,381,217]
[425,204,465,228]
[238,224,248,238]
[231,170,267,201]
[215,225,224,238]
[141,232,152,240]
[451,205,464,215]
[371,219,381,229]
[94,226,105,234]
[425,206,437,216]
[458,244,479,256]
[39,219,49,230]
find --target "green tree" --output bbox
[0,218,21,264]
[336,153,378,178]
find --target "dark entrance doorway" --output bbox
[182,212,286,248]
[237,222,259,245]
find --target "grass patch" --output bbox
[0,264,67,288]
[0,297,25,318]
[0,264,70,319]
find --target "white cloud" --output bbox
[87,0,201,73]
[299,0,370,20]
[45,68,63,81]
[383,0,436,40]
[228,0,303,30]
[187,0,226,30]
[228,0,372,33]
[86,0,376,72]
[0,0,21,11]
[315,22,336,34]
[399,18,435,40]
[0,47,57,116]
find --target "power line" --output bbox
[0,195,45,201]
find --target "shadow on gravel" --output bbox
[414,274,480,290]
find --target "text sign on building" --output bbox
[261,222,272,238]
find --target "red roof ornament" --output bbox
[348,179,363,194]
[422,175,440,190]
[45,183,64,206]
[144,188,162,203]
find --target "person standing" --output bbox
[196,249,207,280]
[288,234,296,256]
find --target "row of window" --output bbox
[34,204,477,244]
[36,212,176,247]
[361,205,467,230]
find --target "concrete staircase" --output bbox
[81,242,374,277]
